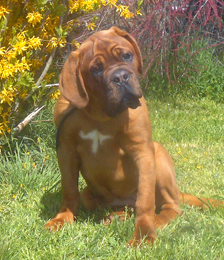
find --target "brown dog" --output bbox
[46,27,223,245]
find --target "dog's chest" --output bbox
[79,129,113,154]
[76,127,138,196]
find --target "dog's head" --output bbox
[59,27,143,118]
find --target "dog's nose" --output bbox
[111,69,130,85]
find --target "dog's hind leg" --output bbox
[81,186,134,225]
[155,203,182,229]
[80,186,106,210]
[153,142,183,229]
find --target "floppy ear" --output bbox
[59,51,89,109]
[110,26,143,74]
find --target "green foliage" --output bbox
[189,48,224,102]
[144,39,224,102]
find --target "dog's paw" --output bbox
[127,216,157,247]
[45,212,75,231]
[101,211,130,226]
[45,219,64,232]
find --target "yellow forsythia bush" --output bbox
[0,0,135,138]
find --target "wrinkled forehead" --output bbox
[79,32,134,61]
[91,29,133,49]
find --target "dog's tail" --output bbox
[179,192,224,209]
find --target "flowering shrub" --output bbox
[0,0,134,138]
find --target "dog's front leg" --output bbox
[127,142,157,246]
[46,142,80,231]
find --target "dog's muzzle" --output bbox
[105,68,142,117]
[111,69,141,108]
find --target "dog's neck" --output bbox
[83,100,111,122]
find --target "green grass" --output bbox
[0,96,224,259]
[145,39,224,103]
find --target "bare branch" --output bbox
[35,48,57,87]
[37,83,59,89]
[12,105,45,135]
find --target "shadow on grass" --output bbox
[39,189,114,224]
[39,189,62,221]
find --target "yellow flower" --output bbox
[0,61,15,78]
[0,122,7,135]
[44,72,55,83]
[101,0,106,6]
[177,147,181,154]
[15,57,30,73]
[27,12,43,27]
[42,16,60,39]
[46,37,59,51]
[196,165,203,169]
[1,110,9,120]
[23,163,26,169]
[108,0,117,8]
[116,5,134,19]
[87,22,96,31]
[20,184,24,188]
[49,90,60,100]
[137,9,142,16]
[69,0,80,13]
[17,31,27,40]
[32,163,36,168]
[0,109,11,135]
[116,5,126,12]
[5,49,17,61]
[29,59,44,70]
[0,86,16,104]
[13,39,28,55]
[58,38,66,47]
[72,41,80,49]
[28,36,42,49]
[84,2,94,12]
[0,6,9,19]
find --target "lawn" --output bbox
[0,96,224,259]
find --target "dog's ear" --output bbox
[111,27,143,74]
[59,51,89,109]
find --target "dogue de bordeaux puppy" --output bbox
[46,27,223,245]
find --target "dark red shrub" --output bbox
[120,0,224,82]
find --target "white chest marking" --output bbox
[79,130,112,154]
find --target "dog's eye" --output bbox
[91,66,103,76]
[123,53,133,62]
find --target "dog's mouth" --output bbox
[122,92,141,109]
[106,93,141,117]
